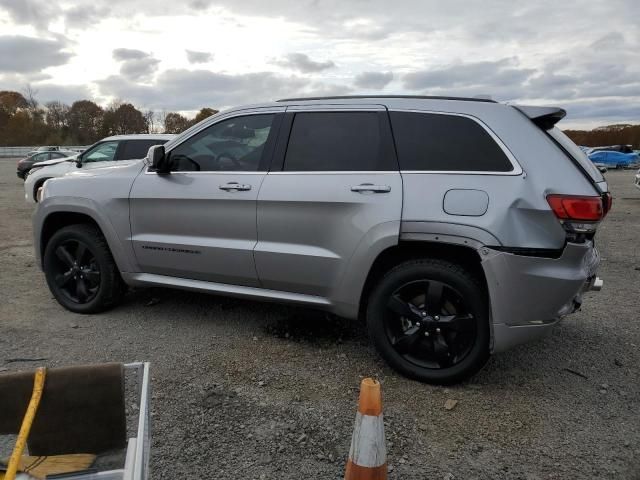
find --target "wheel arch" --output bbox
[358,240,488,320]
[35,200,136,274]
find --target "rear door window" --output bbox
[389,111,513,172]
[120,139,167,160]
[283,112,396,171]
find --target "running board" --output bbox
[122,272,332,307]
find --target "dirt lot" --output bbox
[1,159,639,479]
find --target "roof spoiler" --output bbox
[513,105,566,130]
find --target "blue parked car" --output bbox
[588,150,640,169]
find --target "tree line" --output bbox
[2,89,638,148]
[0,90,218,146]
[564,124,640,149]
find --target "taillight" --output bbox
[546,195,603,221]
[546,194,605,236]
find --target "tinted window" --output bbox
[120,139,167,160]
[50,152,67,159]
[390,112,513,172]
[33,153,49,162]
[283,112,395,171]
[83,141,119,163]
[169,114,274,172]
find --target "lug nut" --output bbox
[436,328,441,333]
[424,332,429,337]
[434,315,439,320]
[415,322,421,327]
[421,311,427,317]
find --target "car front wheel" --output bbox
[43,224,125,313]
[366,258,490,384]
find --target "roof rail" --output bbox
[276,95,498,103]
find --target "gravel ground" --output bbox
[0,159,639,479]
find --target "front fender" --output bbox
[34,197,137,273]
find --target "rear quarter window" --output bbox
[389,111,513,172]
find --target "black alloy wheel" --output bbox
[385,279,476,369]
[367,259,490,384]
[43,224,125,313]
[50,239,101,304]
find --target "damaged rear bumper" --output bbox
[480,241,601,353]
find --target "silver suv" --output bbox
[33,96,610,384]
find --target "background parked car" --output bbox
[635,168,640,190]
[589,144,634,154]
[16,150,77,179]
[587,149,640,169]
[25,134,175,202]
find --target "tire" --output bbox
[366,258,490,384]
[43,224,125,313]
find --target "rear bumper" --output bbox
[481,242,600,353]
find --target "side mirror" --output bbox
[75,154,83,168]
[148,145,169,174]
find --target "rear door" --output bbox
[254,105,402,298]
[129,109,283,285]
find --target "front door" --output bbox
[129,110,283,286]
[255,107,403,298]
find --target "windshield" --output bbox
[548,128,604,183]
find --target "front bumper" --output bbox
[634,172,640,190]
[481,242,601,353]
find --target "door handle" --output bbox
[351,183,391,193]
[219,182,252,191]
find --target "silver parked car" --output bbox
[33,96,611,384]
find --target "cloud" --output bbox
[354,71,393,89]
[113,48,150,61]
[0,0,58,28]
[29,83,93,105]
[112,49,160,81]
[186,50,213,64]
[97,69,303,110]
[63,4,110,28]
[403,58,535,91]
[274,53,335,73]
[0,35,72,73]
[96,68,353,110]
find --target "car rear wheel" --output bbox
[43,224,125,313]
[366,258,490,384]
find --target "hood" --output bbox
[64,159,144,178]
[33,154,77,167]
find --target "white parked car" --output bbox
[25,134,174,202]
[635,168,640,191]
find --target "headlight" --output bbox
[26,167,42,178]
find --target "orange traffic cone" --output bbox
[345,378,387,480]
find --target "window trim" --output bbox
[388,109,523,176]
[154,111,283,174]
[272,108,399,173]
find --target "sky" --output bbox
[0,0,638,129]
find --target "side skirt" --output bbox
[121,272,332,308]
